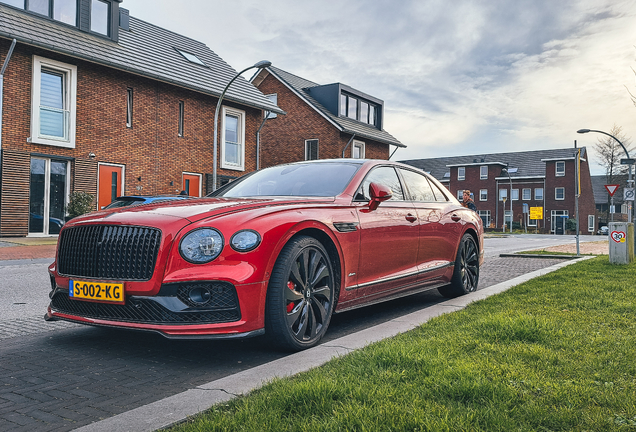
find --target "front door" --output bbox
[182,173,201,197]
[29,157,68,235]
[98,164,124,210]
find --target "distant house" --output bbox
[401,148,597,234]
[0,0,281,237]
[251,66,404,167]
[591,174,630,226]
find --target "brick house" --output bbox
[401,148,597,234]
[250,66,404,167]
[0,0,281,237]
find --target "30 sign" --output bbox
[611,231,626,243]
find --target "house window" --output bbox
[352,140,365,159]
[588,215,595,232]
[176,49,206,66]
[457,167,465,180]
[480,166,488,179]
[522,188,531,200]
[17,0,76,24]
[556,161,565,177]
[457,190,463,200]
[90,0,110,36]
[340,92,378,126]
[31,56,77,148]
[478,210,491,227]
[504,210,512,224]
[126,88,133,128]
[265,94,277,119]
[178,101,184,137]
[511,189,519,200]
[535,188,543,200]
[479,189,487,201]
[347,96,357,119]
[550,210,568,232]
[555,187,565,200]
[305,139,318,160]
[221,106,245,170]
[499,189,507,201]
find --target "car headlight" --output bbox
[179,228,224,263]
[230,230,261,252]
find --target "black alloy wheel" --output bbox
[439,233,480,298]
[266,236,335,351]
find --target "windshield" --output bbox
[210,162,361,198]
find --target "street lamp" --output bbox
[501,165,513,233]
[577,129,634,225]
[212,60,272,191]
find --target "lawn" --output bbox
[166,257,636,431]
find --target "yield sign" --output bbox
[605,184,620,196]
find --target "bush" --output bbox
[566,218,577,231]
[66,191,95,218]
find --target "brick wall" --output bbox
[255,73,389,168]
[0,40,261,236]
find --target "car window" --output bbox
[355,166,405,201]
[399,169,438,202]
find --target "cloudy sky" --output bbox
[124,0,636,174]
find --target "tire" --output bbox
[438,233,479,298]
[265,236,335,351]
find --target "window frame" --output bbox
[457,190,463,200]
[30,55,77,148]
[499,188,507,201]
[479,189,487,201]
[535,188,544,200]
[477,210,491,227]
[457,167,465,181]
[511,188,519,201]
[305,139,319,160]
[221,106,246,171]
[352,140,365,159]
[480,165,488,179]
[90,0,111,37]
[555,161,565,177]
[555,187,565,200]
[522,188,531,200]
[588,215,595,232]
[126,87,133,128]
[178,100,184,137]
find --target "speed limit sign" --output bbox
[624,188,635,201]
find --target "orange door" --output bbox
[98,165,123,210]
[182,173,201,197]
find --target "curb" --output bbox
[72,256,594,432]
[499,253,585,260]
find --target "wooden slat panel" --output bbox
[74,159,98,211]
[1,150,30,237]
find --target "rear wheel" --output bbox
[439,233,479,298]
[265,236,335,351]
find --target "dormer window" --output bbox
[90,0,110,36]
[176,49,206,66]
[339,92,378,126]
[4,0,77,25]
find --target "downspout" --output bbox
[341,134,356,158]
[0,39,17,154]
[256,111,270,171]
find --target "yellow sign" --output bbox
[529,207,543,220]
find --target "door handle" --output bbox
[451,214,461,222]
[405,213,417,223]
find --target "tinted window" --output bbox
[356,166,404,201]
[399,169,436,202]
[212,162,360,198]
[91,0,110,35]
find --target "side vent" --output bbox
[119,8,130,31]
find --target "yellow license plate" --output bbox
[69,280,125,304]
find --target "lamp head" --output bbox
[577,129,590,134]
[253,60,272,69]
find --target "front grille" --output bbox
[58,225,161,281]
[50,291,241,325]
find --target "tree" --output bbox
[594,124,633,179]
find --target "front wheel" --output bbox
[439,233,479,298]
[265,236,335,351]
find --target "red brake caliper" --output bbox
[286,281,295,313]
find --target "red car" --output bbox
[46,159,483,351]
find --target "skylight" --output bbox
[443,172,451,178]
[508,167,518,173]
[176,49,205,66]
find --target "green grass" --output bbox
[166,257,636,432]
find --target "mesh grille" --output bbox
[176,282,238,309]
[50,291,241,325]
[58,225,162,281]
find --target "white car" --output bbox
[597,226,609,235]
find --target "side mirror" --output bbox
[368,182,392,211]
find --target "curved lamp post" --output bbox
[501,166,513,233]
[577,128,634,225]
[212,60,272,191]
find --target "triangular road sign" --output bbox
[605,184,620,196]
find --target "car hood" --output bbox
[66,197,335,228]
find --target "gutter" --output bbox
[0,38,16,153]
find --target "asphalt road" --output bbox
[0,234,602,431]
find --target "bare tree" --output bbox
[594,124,634,179]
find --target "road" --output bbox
[0,234,602,431]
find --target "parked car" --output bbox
[46,159,484,351]
[103,195,190,209]
[597,226,609,235]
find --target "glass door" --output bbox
[29,158,68,235]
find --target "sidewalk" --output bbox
[0,237,57,261]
